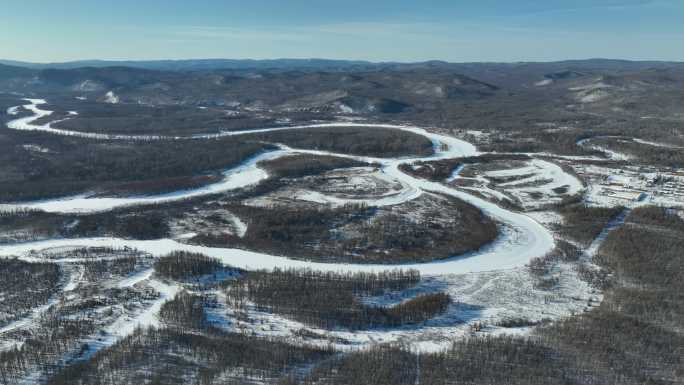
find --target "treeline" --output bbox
[528,240,584,290]
[192,203,378,263]
[159,291,209,330]
[243,126,434,158]
[399,159,462,181]
[347,197,497,263]
[258,154,373,179]
[45,327,334,385]
[68,212,170,240]
[298,338,585,385]
[0,128,274,202]
[194,197,497,264]
[483,128,604,156]
[225,268,450,330]
[400,154,531,182]
[0,210,66,244]
[0,312,96,385]
[36,246,139,261]
[597,207,683,290]
[81,257,140,282]
[2,206,176,243]
[557,204,625,246]
[0,259,61,327]
[51,101,277,136]
[591,136,684,168]
[97,174,222,197]
[480,126,684,167]
[626,205,684,232]
[538,206,683,384]
[295,207,683,384]
[153,251,229,281]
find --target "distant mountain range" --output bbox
[0,58,381,72]
[2,58,683,73]
[2,57,684,121]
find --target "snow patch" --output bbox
[104,91,119,104]
[338,104,354,114]
[22,144,50,153]
[633,138,683,149]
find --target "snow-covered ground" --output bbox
[0,97,562,275]
[0,254,177,370]
[632,138,684,149]
[442,158,585,209]
[0,263,82,347]
[577,164,684,208]
[104,91,119,104]
[0,95,624,360]
[585,208,631,257]
[0,99,560,280]
[229,214,248,238]
[576,137,632,161]
[488,159,584,195]
[295,172,423,208]
[108,278,180,337]
[446,164,465,183]
[21,144,50,153]
[0,229,548,276]
[206,263,598,353]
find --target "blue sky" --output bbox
[1,0,683,62]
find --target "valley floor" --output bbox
[0,96,681,384]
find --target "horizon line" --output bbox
[3,57,684,66]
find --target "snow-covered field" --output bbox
[201,233,603,353]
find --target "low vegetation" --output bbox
[0,259,61,326]
[243,126,434,158]
[0,129,273,202]
[591,137,684,168]
[43,289,334,385]
[46,327,333,385]
[400,154,531,181]
[557,204,625,246]
[69,212,170,240]
[225,268,450,330]
[297,206,684,384]
[258,154,373,179]
[81,257,140,281]
[193,196,497,264]
[97,174,223,197]
[153,252,228,281]
[0,210,67,243]
[48,100,277,136]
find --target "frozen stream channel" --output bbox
[0,98,561,276]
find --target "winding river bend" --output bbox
[1,98,558,276]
